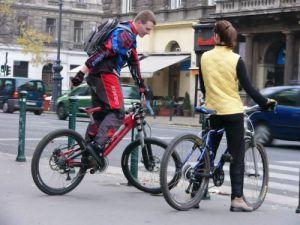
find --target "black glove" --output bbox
[261,98,277,111]
[71,71,85,86]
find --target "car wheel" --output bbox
[34,110,43,115]
[255,123,273,146]
[2,101,13,113]
[56,103,68,120]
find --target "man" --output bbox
[71,10,156,167]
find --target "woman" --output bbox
[199,20,276,212]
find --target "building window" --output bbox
[13,61,28,77]
[208,0,216,6]
[16,15,28,35]
[74,21,83,43]
[70,64,80,70]
[46,18,56,39]
[121,0,132,13]
[170,0,181,9]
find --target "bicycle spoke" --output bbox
[31,129,87,195]
[160,134,210,211]
[243,141,268,209]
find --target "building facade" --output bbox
[1,0,299,107]
[214,0,300,89]
[0,0,103,94]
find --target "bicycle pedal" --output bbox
[89,157,109,174]
[221,153,233,163]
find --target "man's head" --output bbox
[133,10,156,38]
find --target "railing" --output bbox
[216,0,300,13]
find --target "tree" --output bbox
[0,0,53,66]
[182,91,191,110]
[16,26,53,66]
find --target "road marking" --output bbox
[275,161,300,166]
[269,164,300,172]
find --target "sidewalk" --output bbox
[45,111,202,127]
[146,114,202,127]
[0,152,299,225]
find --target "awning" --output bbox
[67,55,190,78]
[120,55,190,78]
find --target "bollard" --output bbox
[68,97,77,131]
[153,100,157,119]
[200,114,211,200]
[169,100,174,121]
[68,97,77,148]
[16,91,28,162]
[296,168,300,213]
[129,128,139,182]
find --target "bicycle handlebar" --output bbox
[244,104,261,113]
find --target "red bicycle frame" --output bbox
[102,112,137,157]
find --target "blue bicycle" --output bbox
[160,105,269,211]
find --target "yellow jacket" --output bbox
[201,45,244,115]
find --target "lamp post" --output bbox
[51,0,63,111]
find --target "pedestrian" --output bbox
[71,10,156,168]
[145,85,155,117]
[199,20,276,212]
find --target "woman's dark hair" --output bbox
[214,20,237,49]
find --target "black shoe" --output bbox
[86,142,105,168]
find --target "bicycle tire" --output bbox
[31,129,87,195]
[160,134,210,211]
[243,138,269,210]
[121,137,181,194]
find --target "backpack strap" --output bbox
[116,23,133,35]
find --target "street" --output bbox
[0,111,299,225]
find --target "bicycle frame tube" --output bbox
[103,113,136,157]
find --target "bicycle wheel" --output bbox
[121,137,180,194]
[31,129,87,195]
[160,134,210,211]
[243,138,269,210]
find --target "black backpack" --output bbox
[83,19,132,56]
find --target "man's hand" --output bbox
[262,98,277,111]
[71,71,85,86]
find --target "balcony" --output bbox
[216,0,300,14]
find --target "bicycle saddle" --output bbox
[194,106,217,115]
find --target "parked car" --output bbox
[0,77,46,115]
[248,85,300,145]
[56,83,140,120]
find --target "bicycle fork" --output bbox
[136,115,155,171]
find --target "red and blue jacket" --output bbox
[85,21,143,86]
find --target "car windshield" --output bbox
[16,80,44,93]
[122,86,139,99]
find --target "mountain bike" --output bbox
[160,105,269,211]
[31,93,180,195]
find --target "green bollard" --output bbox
[68,97,77,131]
[130,128,139,181]
[152,100,157,119]
[296,168,300,213]
[200,114,211,200]
[16,91,28,162]
[68,97,77,148]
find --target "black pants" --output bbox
[209,113,245,199]
[85,74,125,146]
